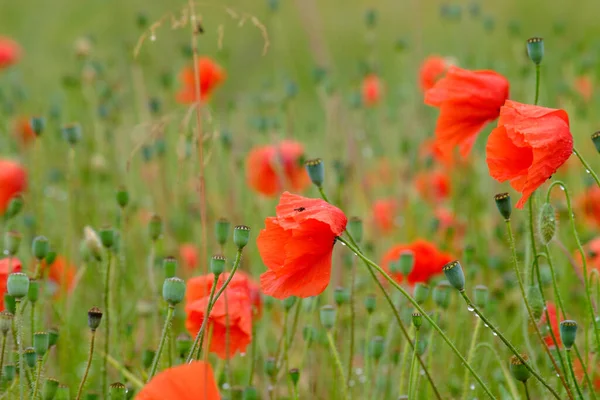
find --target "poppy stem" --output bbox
[325,330,349,400]
[566,349,585,400]
[337,236,495,400]
[460,317,482,400]
[0,333,5,382]
[534,63,541,105]
[16,299,24,400]
[103,250,112,398]
[458,291,562,399]
[573,343,598,400]
[475,343,521,399]
[524,381,532,400]
[573,147,600,190]
[31,358,42,399]
[407,327,420,399]
[76,329,96,400]
[147,305,174,381]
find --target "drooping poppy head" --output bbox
[13,117,36,145]
[0,37,21,69]
[136,361,220,400]
[246,141,310,197]
[381,239,453,285]
[371,199,397,234]
[0,258,22,311]
[414,170,451,203]
[185,272,254,359]
[577,186,600,227]
[419,55,451,91]
[40,256,76,296]
[176,57,225,104]
[362,74,383,106]
[540,302,561,348]
[179,243,199,271]
[574,75,593,102]
[0,159,27,215]
[257,192,348,299]
[425,66,509,158]
[486,100,573,208]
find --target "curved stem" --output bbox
[337,236,496,399]
[573,147,600,190]
[475,343,520,399]
[326,331,349,400]
[461,318,482,400]
[459,291,561,399]
[148,306,174,381]
[187,275,218,363]
[566,349,585,400]
[76,330,96,400]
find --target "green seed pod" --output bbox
[32,236,50,260]
[28,279,40,303]
[61,123,82,145]
[148,214,163,241]
[162,277,186,306]
[412,312,423,329]
[369,336,385,360]
[494,193,512,220]
[389,260,401,274]
[413,283,430,304]
[5,194,25,219]
[24,347,36,368]
[591,132,600,154]
[4,231,21,256]
[283,296,297,311]
[163,257,177,279]
[87,307,103,331]
[142,349,155,369]
[364,294,376,314]
[526,37,544,65]
[4,294,16,314]
[364,8,377,28]
[473,285,489,309]
[109,382,127,399]
[264,357,277,378]
[559,320,578,349]
[30,116,45,136]
[215,218,231,246]
[233,225,250,249]
[176,333,192,358]
[209,255,226,276]
[289,368,300,386]
[7,272,30,299]
[398,251,415,276]
[42,378,60,400]
[320,305,336,330]
[416,336,428,356]
[86,392,100,400]
[3,364,15,381]
[538,203,557,245]
[347,217,363,243]
[45,251,57,266]
[302,325,316,343]
[34,331,50,357]
[333,287,349,306]
[116,186,129,208]
[305,159,324,187]
[509,354,531,382]
[242,386,259,400]
[433,281,452,309]
[54,384,70,400]
[48,327,59,347]
[0,311,13,334]
[443,261,465,292]
[99,227,116,249]
[527,286,544,319]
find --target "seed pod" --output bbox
[538,203,556,245]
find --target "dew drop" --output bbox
[240,352,246,357]
[474,313,479,318]
[359,375,367,383]
[349,380,355,387]
[556,374,560,377]
[467,306,474,312]
[150,33,156,42]
[420,370,425,376]
[222,383,231,390]
[470,384,475,390]
[492,332,498,336]
[355,368,363,376]
[560,186,565,191]
[484,324,489,328]
[586,169,591,174]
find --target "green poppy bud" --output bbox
[334,287,349,306]
[28,279,39,303]
[5,195,24,219]
[4,294,16,314]
[289,368,300,386]
[412,312,423,329]
[242,386,259,400]
[443,261,465,292]
[320,305,336,330]
[538,203,557,245]
[109,382,127,400]
[162,277,186,306]
[32,236,50,260]
[215,218,231,246]
[176,333,192,358]
[473,285,489,309]
[3,364,15,381]
[24,347,37,368]
[87,307,103,331]
[7,272,29,299]
[509,354,531,382]
[305,159,324,187]
[31,116,45,136]
[99,227,116,249]
[559,320,577,349]
[163,256,177,279]
[0,311,13,335]
[116,186,129,208]
[526,37,544,65]
[42,378,60,400]
[4,231,21,256]
[61,123,82,145]
[399,251,415,276]
[142,349,155,369]
[33,331,50,357]
[48,327,59,347]
[148,214,163,241]
[494,193,512,220]
[368,336,385,360]
[364,294,376,314]
[433,281,452,309]
[264,357,277,378]
[591,131,600,154]
[527,286,544,319]
[413,283,430,304]
[233,225,250,249]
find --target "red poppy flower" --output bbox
[179,243,199,271]
[13,117,35,145]
[572,355,600,391]
[136,361,220,400]
[540,302,561,348]
[362,74,383,106]
[257,192,348,299]
[577,187,600,226]
[185,272,255,359]
[419,55,450,91]
[577,237,600,277]
[414,170,451,203]
[0,159,26,215]
[0,37,21,69]
[425,66,509,158]
[0,258,22,311]
[381,239,453,284]
[371,199,397,234]
[246,141,310,197]
[176,57,225,104]
[40,256,76,295]
[574,75,593,102]
[486,100,573,208]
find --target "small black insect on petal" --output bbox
[294,207,306,212]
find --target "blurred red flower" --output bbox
[486,101,573,208]
[419,139,457,167]
[540,302,561,348]
[246,141,309,197]
[577,186,600,226]
[425,66,509,158]
[362,74,383,106]
[136,361,219,400]
[577,237,600,276]
[414,170,451,203]
[381,239,453,285]
[574,75,593,102]
[185,272,255,359]
[13,117,35,145]
[179,243,199,271]
[40,256,76,295]
[0,159,26,216]
[257,192,347,299]
[371,199,397,234]
[419,55,450,91]
[0,258,22,311]
[176,57,225,103]
[0,37,21,69]
[572,354,600,391]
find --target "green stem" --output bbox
[573,344,597,399]
[103,251,112,398]
[534,63,540,105]
[408,328,420,399]
[337,236,495,399]
[347,263,356,391]
[0,333,5,382]
[475,343,520,400]
[147,306,174,381]
[528,196,539,284]
[573,147,600,190]
[459,291,561,399]
[326,331,349,400]
[31,358,42,399]
[364,314,373,391]
[76,330,96,400]
[397,326,412,396]
[187,275,218,363]
[566,349,585,400]
[543,244,567,319]
[461,318,482,400]
[30,302,35,345]
[16,300,24,400]
[524,381,531,400]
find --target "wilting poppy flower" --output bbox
[425,66,509,157]
[246,141,310,197]
[0,37,21,69]
[381,240,453,284]
[185,272,255,359]
[414,170,451,203]
[419,55,450,91]
[486,100,573,208]
[136,361,220,400]
[540,302,561,348]
[257,192,348,298]
[0,159,26,215]
[13,117,35,145]
[40,256,76,295]
[574,75,593,102]
[179,243,199,271]
[362,74,383,106]
[577,187,600,226]
[0,258,22,311]
[371,199,397,234]
[176,57,225,103]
